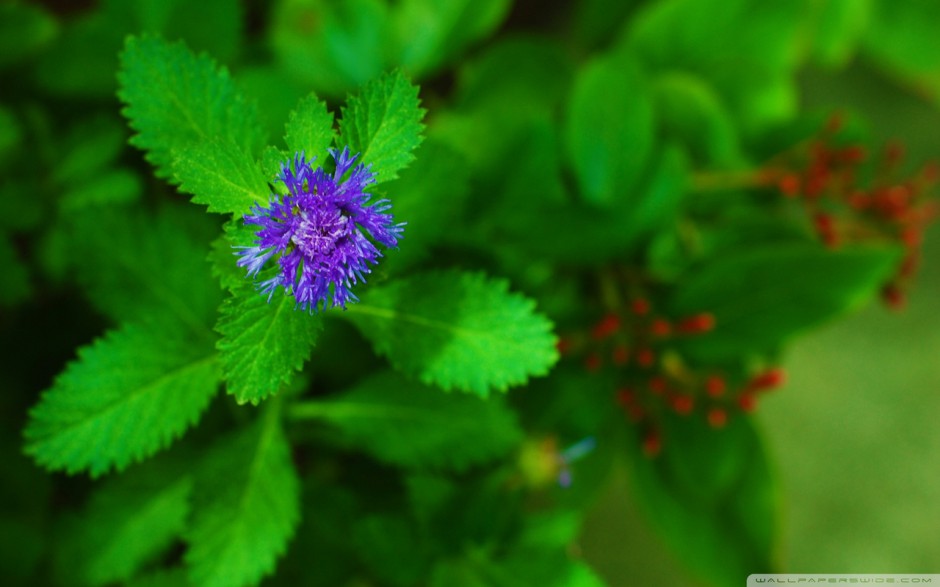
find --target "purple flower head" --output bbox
[236,147,403,312]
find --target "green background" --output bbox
[580,62,940,585]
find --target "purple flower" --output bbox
[236,147,403,312]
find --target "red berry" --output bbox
[671,395,694,415]
[616,388,635,406]
[591,313,621,340]
[707,408,728,429]
[748,368,786,392]
[631,298,651,316]
[738,393,757,412]
[642,432,661,457]
[705,375,726,398]
[648,377,668,395]
[778,174,801,197]
[677,313,716,334]
[556,337,572,356]
[882,284,906,310]
[636,348,655,368]
[650,318,671,337]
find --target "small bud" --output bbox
[839,145,866,163]
[881,283,906,310]
[738,393,757,412]
[748,368,786,392]
[616,388,635,406]
[631,298,651,316]
[556,337,572,356]
[648,377,668,395]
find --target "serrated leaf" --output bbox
[284,93,336,166]
[68,205,221,335]
[293,370,522,469]
[344,270,558,396]
[337,70,425,184]
[24,320,220,477]
[186,406,300,587]
[173,140,270,215]
[216,282,322,405]
[118,35,263,179]
[57,464,192,586]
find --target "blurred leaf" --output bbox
[118,35,263,179]
[37,0,243,97]
[185,406,301,587]
[863,0,940,99]
[0,105,22,164]
[565,55,655,206]
[216,281,323,405]
[353,514,429,587]
[806,0,874,68]
[621,0,803,134]
[173,139,269,215]
[345,270,558,396]
[24,320,219,477]
[0,233,30,307]
[56,463,192,586]
[573,0,640,49]
[53,117,128,185]
[294,370,523,470]
[235,65,308,144]
[653,72,744,167]
[390,0,511,76]
[380,137,470,273]
[0,2,57,70]
[337,69,426,185]
[669,243,902,362]
[284,93,337,166]
[59,169,142,212]
[127,569,193,587]
[628,413,778,585]
[270,0,389,96]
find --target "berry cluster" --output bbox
[560,297,785,457]
[764,115,938,308]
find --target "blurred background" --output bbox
[581,61,940,584]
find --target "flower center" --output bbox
[291,207,351,258]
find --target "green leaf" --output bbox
[344,270,558,396]
[173,140,269,215]
[270,0,389,97]
[59,169,142,212]
[564,54,655,206]
[68,205,221,336]
[57,464,192,586]
[653,72,744,167]
[127,569,193,587]
[53,117,128,185]
[628,413,779,584]
[337,69,425,184]
[669,244,902,363]
[291,370,522,469]
[807,0,873,68]
[0,233,30,307]
[284,93,337,166]
[118,35,263,179]
[24,320,220,477]
[390,0,511,76]
[863,0,940,99]
[216,282,323,405]
[185,406,301,587]
[0,2,57,70]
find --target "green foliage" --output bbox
[118,35,263,179]
[284,93,337,166]
[565,54,655,206]
[174,140,269,215]
[669,243,902,362]
[628,413,778,585]
[345,271,558,396]
[24,320,219,477]
[292,370,522,469]
[56,461,192,586]
[8,3,940,587]
[216,281,323,405]
[338,69,426,184]
[185,405,300,587]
